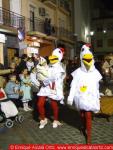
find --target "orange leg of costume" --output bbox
[37,83,59,121]
[37,96,59,121]
[50,82,59,121]
[37,96,46,120]
[51,99,59,120]
[85,111,92,144]
[80,111,92,144]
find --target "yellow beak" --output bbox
[82,54,93,67]
[49,55,59,64]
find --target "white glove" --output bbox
[60,99,64,105]
[67,99,73,106]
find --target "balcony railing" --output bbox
[29,17,74,41]
[29,17,57,37]
[59,27,74,41]
[59,0,70,12]
[0,7,25,29]
[42,0,57,4]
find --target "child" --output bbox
[5,74,21,108]
[36,57,49,83]
[26,57,34,72]
[20,68,32,111]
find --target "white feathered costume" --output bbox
[68,44,102,144]
[67,44,102,144]
[37,48,65,101]
[68,44,102,113]
[37,48,65,129]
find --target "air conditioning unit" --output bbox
[39,7,46,16]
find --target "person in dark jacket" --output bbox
[16,54,28,75]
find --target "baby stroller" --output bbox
[0,87,24,128]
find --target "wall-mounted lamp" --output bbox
[103,30,107,33]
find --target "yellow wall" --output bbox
[0,43,4,64]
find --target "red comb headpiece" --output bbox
[60,48,65,54]
[85,43,92,48]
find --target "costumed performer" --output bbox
[67,44,102,144]
[37,48,65,129]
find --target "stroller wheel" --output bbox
[16,115,24,123]
[5,119,14,128]
[0,115,5,123]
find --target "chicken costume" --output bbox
[37,48,65,129]
[67,44,102,144]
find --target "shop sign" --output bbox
[31,41,40,47]
[27,47,39,53]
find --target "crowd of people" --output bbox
[0,45,108,144]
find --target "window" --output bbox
[96,39,103,47]
[107,39,113,47]
[39,7,46,16]
[97,26,103,32]
[30,5,35,31]
[107,24,113,31]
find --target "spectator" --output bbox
[20,68,32,111]
[0,68,14,88]
[17,54,27,74]
[5,74,22,108]
[26,57,34,72]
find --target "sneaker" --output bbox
[52,120,62,128]
[26,107,32,111]
[23,107,29,111]
[39,118,48,129]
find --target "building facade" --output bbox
[74,0,91,56]
[20,0,75,60]
[0,0,25,66]
[90,0,113,56]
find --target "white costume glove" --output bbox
[60,99,64,105]
[67,97,73,106]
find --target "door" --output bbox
[7,48,16,67]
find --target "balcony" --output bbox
[28,17,57,38]
[0,7,25,31]
[59,0,70,15]
[59,27,74,43]
[27,17,74,42]
[41,0,57,8]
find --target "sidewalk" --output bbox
[0,104,113,150]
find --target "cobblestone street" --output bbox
[0,104,113,150]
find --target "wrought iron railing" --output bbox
[29,17,57,37]
[59,0,70,12]
[41,0,57,4]
[29,17,74,40]
[0,7,25,28]
[47,0,57,4]
[59,27,74,41]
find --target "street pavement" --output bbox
[0,103,113,150]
